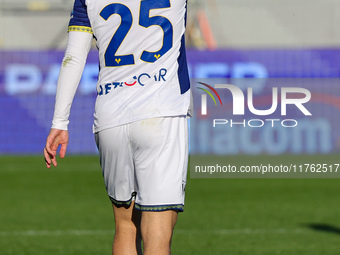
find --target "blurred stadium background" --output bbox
[1,1,340,254]
[2,0,340,154]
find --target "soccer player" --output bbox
[43,0,191,254]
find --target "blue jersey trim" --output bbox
[177,1,190,95]
[69,0,91,29]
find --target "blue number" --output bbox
[139,0,173,63]
[100,1,174,67]
[100,4,134,67]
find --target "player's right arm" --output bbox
[44,0,93,168]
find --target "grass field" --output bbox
[1,155,340,255]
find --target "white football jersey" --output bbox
[69,0,191,132]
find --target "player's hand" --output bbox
[44,128,69,168]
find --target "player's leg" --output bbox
[141,210,178,255]
[131,116,189,254]
[95,126,140,255]
[112,201,142,255]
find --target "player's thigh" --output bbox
[141,210,178,247]
[95,126,135,203]
[113,201,141,229]
[130,116,188,210]
[142,210,178,231]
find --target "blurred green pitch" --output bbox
[1,155,340,255]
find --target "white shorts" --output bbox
[95,116,188,212]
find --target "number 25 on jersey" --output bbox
[100,0,173,67]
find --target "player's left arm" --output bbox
[44,0,93,168]
[51,31,93,130]
[44,129,69,168]
[44,31,92,168]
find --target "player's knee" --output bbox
[115,217,135,229]
[114,219,140,243]
[142,229,172,255]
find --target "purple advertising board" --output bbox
[1,49,340,154]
